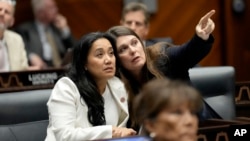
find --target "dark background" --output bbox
[12,0,250,82]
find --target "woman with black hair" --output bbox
[45,32,136,141]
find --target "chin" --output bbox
[106,73,115,79]
[179,135,197,141]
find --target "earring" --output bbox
[150,132,156,138]
[84,67,87,71]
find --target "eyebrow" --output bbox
[117,44,127,51]
[118,37,137,47]
[95,46,113,52]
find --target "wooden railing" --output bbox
[235,81,250,117]
[198,118,250,141]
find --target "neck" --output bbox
[131,69,143,84]
[95,79,108,95]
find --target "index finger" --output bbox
[201,9,216,22]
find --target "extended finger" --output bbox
[200,10,216,23]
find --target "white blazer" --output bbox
[4,30,28,71]
[45,76,129,141]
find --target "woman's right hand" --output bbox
[195,10,216,41]
[112,127,137,138]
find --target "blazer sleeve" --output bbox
[47,77,113,141]
[166,34,214,69]
[6,31,29,71]
[14,24,33,56]
[19,37,29,70]
[158,34,214,81]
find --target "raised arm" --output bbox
[196,10,216,40]
[162,10,216,80]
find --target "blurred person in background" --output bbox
[15,0,75,69]
[133,78,202,141]
[120,2,173,47]
[0,0,31,72]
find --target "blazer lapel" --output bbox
[107,78,129,126]
[4,31,15,70]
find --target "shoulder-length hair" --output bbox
[107,26,173,128]
[133,79,203,135]
[66,32,116,126]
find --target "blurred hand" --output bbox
[27,66,43,71]
[196,10,216,40]
[29,53,48,69]
[112,127,137,138]
[53,14,69,31]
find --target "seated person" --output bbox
[107,9,219,131]
[15,0,75,69]
[45,32,136,141]
[120,2,173,47]
[133,79,203,141]
[0,0,29,72]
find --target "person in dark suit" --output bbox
[120,2,173,47]
[15,0,75,69]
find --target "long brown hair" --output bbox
[107,26,173,128]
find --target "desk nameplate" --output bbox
[0,68,66,93]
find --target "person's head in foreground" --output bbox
[133,79,203,141]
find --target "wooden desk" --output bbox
[0,68,66,93]
[198,119,250,141]
[235,81,250,117]
[235,81,250,102]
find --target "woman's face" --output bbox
[145,102,198,141]
[116,35,146,74]
[85,38,116,80]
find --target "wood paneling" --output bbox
[223,0,250,81]
[12,0,250,81]
[54,0,123,38]
[147,0,223,66]
[13,0,123,38]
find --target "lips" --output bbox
[131,56,140,62]
[104,67,113,71]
